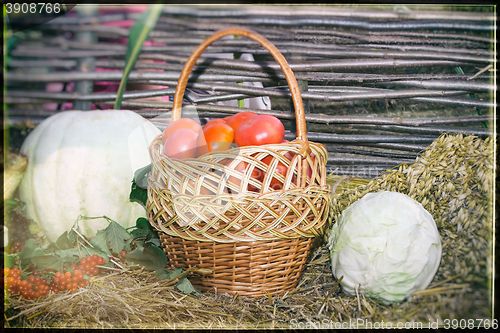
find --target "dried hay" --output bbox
[4,134,494,328]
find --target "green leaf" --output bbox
[54,230,78,250]
[134,164,151,189]
[141,243,167,269]
[16,234,109,271]
[103,220,132,254]
[70,246,109,262]
[156,267,183,281]
[90,229,112,256]
[29,254,66,271]
[26,248,82,271]
[176,277,198,295]
[130,179,148,208]
[125,243,167,270]
[18,239,44,268]
[145,237,161,247]
[130,228,149,239]
[53,248,84,258]
[19,239,51,269]
[136,217,150,230]
[130,217,152,239]
[113,4,163,109]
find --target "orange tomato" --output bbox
[224,112,257,133]
[203,119,234,152]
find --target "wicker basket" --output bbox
[147,27,331,297]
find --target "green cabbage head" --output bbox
[328,191,442,304]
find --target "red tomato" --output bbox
[221,159,245,193]
[235,115,285,147]
[207,118,226,125]
[203,120,234,152]
[286,151,316,183]
[163,128,200,159]
[221,159,262,193]
[262,156,289,191]
[224,112,257,133]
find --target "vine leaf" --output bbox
[130,217,152,239]
[133,164,151,189]
[54,230,78,250]
[90,229,112,256]
[103,220,132,254]
[125,243,167,270]
[176,277,198,295]
[130,179,148,208]
[156,267,183,280]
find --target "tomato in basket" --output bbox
[162,118,201,142]
[221,159,263,193]
[203,119,234,152]
[162,118,204,159]
[234,114,285,147]
[284,151,316,183]
[163,128,200,159]
[224,112,257,133]
[261,156,289,191]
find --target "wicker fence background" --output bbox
[5,5,495,178]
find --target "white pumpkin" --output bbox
[19,110,161,242]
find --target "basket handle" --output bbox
[171,27,309,152]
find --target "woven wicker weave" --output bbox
[147,27,331,297]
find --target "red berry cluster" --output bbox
[77,255,106,276]
[4,255,107,300]
[51,255,106,292]
[51,270,87,292]
[4,268,50,300]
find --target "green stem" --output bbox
[114,4,163,109]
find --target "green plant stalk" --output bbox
[238,97,245,108]
[114,4,163,109]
